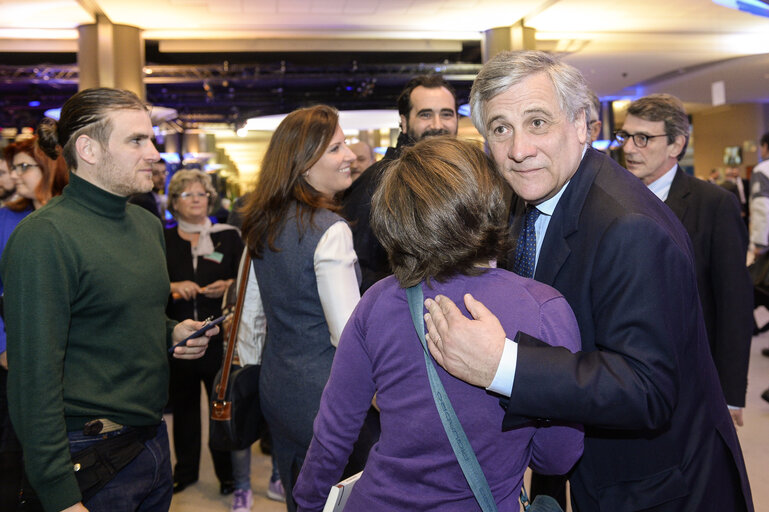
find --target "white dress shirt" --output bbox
[487,147,587,397]
[487,182,571,395]
[647,164,678,202]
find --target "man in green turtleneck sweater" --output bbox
[0,89,217,512]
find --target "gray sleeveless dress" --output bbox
[254,205,357,511]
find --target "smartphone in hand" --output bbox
[168,314,227,354]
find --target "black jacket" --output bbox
[342,132,413,292]
[504,149,752,511]
[666,168,753,406]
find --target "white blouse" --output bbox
[235,220,361,365]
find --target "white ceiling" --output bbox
[1,0,768,104]
[2,0,769,181]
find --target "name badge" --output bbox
[204,251,224,264]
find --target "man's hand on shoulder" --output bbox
[170,319,218,359]
[424,293,505,388]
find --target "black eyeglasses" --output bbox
[614,130,668,148]
[10,162,40,174]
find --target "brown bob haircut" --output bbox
[240,104,340,258]
[4,134,69,212]
[371,136,509,288]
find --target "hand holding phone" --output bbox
[168,314,227,354]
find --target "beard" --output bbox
[407,126,453,142]
[99,152,153,196]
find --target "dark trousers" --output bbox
[68,422,173,512]
[1,366,25,511]
[17,423,172,512]
[169,349,233,485]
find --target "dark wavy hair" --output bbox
[397,74,458,119]
[371,136,509,287]
[4,127,69,212]
[240,105,341,258]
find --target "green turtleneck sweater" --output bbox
[0,172,177,511]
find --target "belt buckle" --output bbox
[83,419,123,435]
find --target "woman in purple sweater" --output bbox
[294,137,583,511]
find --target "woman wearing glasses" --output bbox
[1,125,68,508]
[164,169,242,495]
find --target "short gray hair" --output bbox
[470,51,592,134]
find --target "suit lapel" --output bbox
[664,167,689,222]
[534,148,602,286]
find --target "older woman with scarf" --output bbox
[164,169,243,495]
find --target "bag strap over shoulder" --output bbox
[216,251,252,402]
[405,284,498,512]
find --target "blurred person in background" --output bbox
[0,157,15,203]
[1,129,68,510]
[164,169,242,495]
[348,141,375,182]
[239,105,361,512]
[129,158,168,220]
[722,165,749,226]
[587,91,602,144]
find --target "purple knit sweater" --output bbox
[294,269,583,511]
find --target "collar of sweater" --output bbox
[64,171,130,220]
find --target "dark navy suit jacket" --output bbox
[503,149,752,511]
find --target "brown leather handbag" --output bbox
[209,252,265,451]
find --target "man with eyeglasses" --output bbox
[618,93,752,427]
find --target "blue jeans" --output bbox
[67,421,173,512]
[231,447,251,491]
[232,446,280,491]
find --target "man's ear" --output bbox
[399,114,407,134]
[668,134,686,159]
[75,134,99,166]
[574,108,588,145]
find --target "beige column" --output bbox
[482,21,536,63]
[78,15,145,99]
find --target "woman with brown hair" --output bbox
[294,137,583,511]
[1,129,69,348]
[238,104,361,512]
[0,123,68,510]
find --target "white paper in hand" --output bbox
[322,471,362,512]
